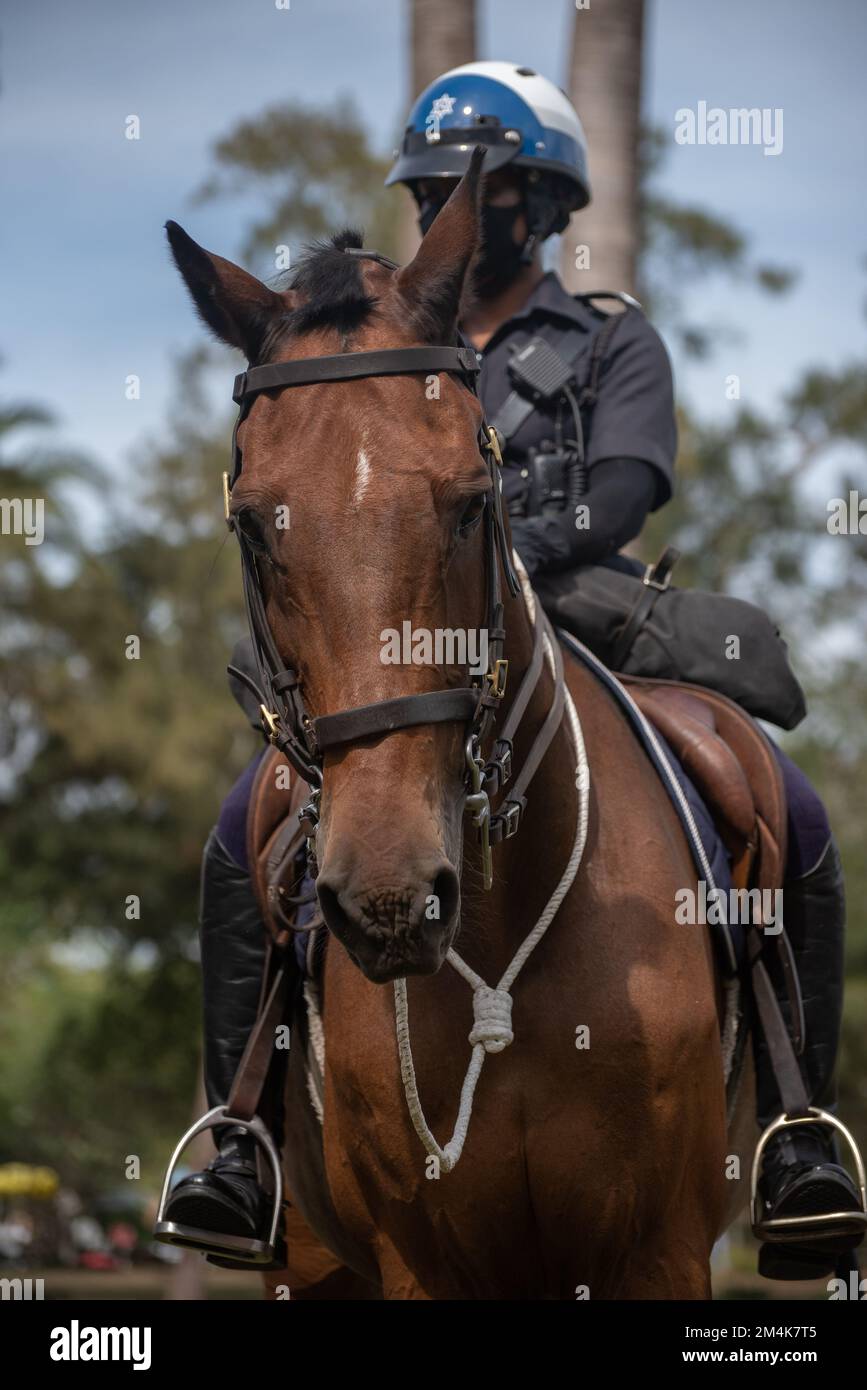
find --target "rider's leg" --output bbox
[161,755,277,1254]
[752,747,864,1276]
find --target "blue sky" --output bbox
[3,0,865,493]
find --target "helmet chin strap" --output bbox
[521,177,571,262]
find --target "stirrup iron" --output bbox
[750,1107,867,1244]
[153,1105,284,1265]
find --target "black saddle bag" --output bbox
[534,548,807,730]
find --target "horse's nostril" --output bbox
[316,880,352,940]
[431,865,460,928]
[316,862,460,942]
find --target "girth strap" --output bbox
[314,687,480,752]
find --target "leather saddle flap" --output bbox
[246,747,313,946]
[622,675,787,894]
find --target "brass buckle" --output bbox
[643,559,673,592]
[222,471,232,523]
[260,705,281,743]
[485,425,504,467]
[488,658,509,700]
[750,1108,867,1242]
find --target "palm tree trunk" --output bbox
[560,0,645,297]
[394,0,477,264]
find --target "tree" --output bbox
[193,101,397,269]
[392,0,478,262]
[561,0,646,295]
[0,357,249,1193]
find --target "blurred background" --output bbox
[1,0,865,1299]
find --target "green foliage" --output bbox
[0,951,199,1195]
[193,97,398,268]
[0,362,258,1183]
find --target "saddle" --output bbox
[621,674,787,898]
[622,673,807,1064]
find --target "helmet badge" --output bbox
[426,93,457,143]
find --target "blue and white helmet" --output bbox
[386,60,591,214]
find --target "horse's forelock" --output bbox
[278,229,379,338]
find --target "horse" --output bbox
[168,147,753,1300]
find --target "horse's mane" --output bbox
[277,229,379,337]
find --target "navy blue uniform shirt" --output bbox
[477,272,677,513]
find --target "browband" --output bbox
[233,346,482,404]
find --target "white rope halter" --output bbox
[393,568,591,1172]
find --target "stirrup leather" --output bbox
[153,1105,283,1265]
[750,1108,867,1244]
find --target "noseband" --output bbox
[224,249,563,889]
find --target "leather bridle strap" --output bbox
[484,601,545,795]
[490,617,566,844]
[315,688,480,752]
[233,346,482,404]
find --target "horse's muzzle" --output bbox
[316,859,460,983]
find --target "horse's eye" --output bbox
[457,493,487,538]
[234,508,270,554]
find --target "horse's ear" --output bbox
[165,221,289,362]
[394,145,486,343]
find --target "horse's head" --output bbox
[169,150,504,982]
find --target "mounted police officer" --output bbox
[157,62,864,1283]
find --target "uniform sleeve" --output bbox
[585,312,677,510]
[509,457,656,579]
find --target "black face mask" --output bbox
[417,196,528,295]
[473,202,527,297]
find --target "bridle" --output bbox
[223,248,565,890]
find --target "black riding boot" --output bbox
[753,837,865,1279]
[158,828,277,1266]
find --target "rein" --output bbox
[224,250,568,890]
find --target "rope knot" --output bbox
[469,985,514,1053]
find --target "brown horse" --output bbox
[169,150,752,1299]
